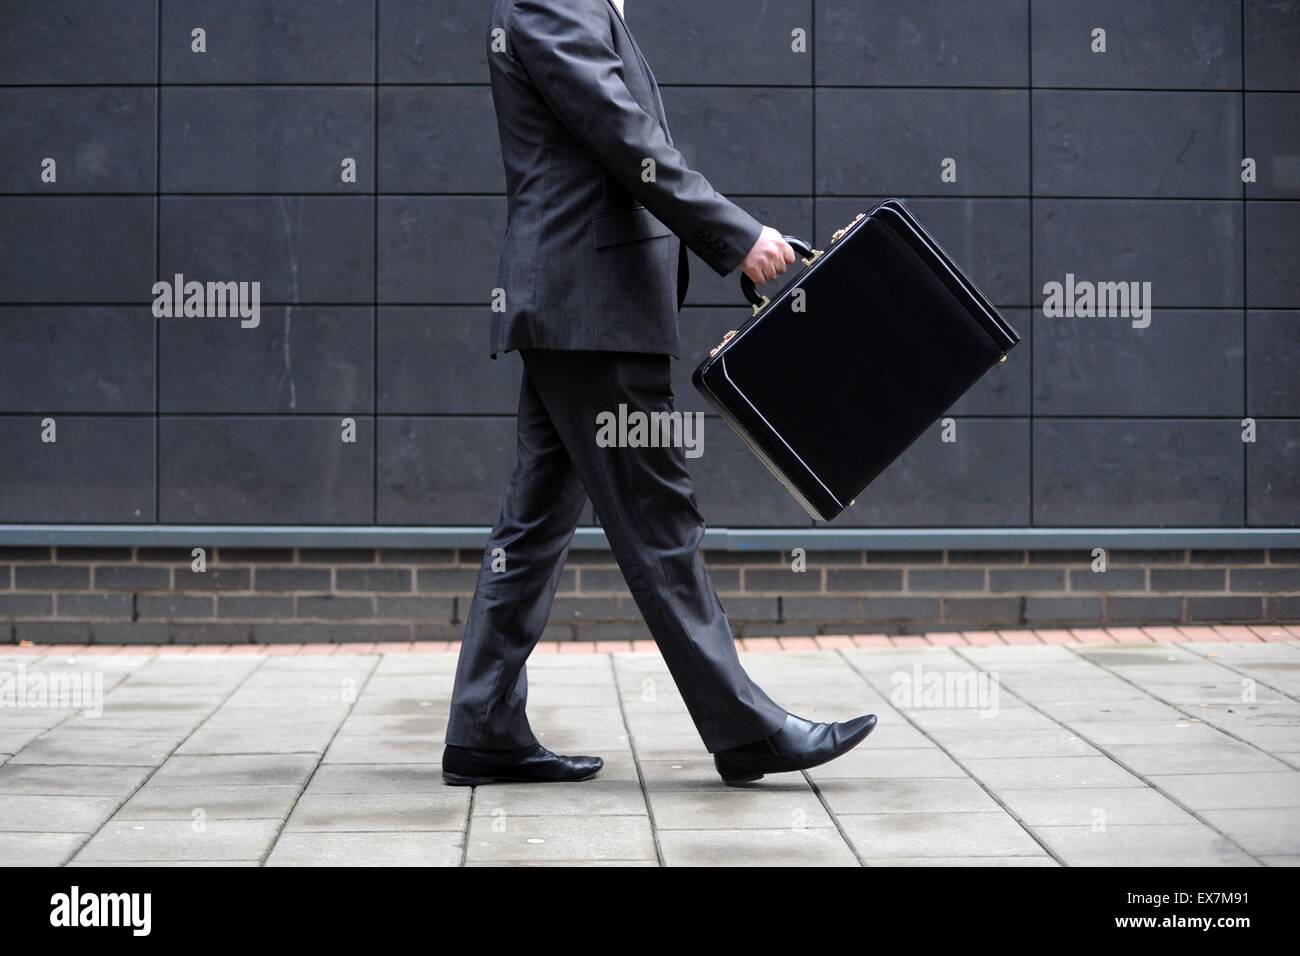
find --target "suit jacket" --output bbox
[486,0,763,358]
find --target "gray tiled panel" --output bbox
[1245,0,1300,90]
[0,416,155,522]
[1247,420,1300,527]
[159,307,374,413]
[1247,311,1300,416]
[159,417,374,523]
[0,89,156,193]
[0,0,156,85]
[161,87,374,192]
[377,307,521,414]
[1032,0,1242,90]
[1034,311,1244,416]
[688,424,816,529]
[833,419,1032,528]
[1246,202,1300,307]
[1246,94,1300,199]
[1034,200,1243,308]
[1034,420,1244,527]
[379,0,493,83]
[816,0,1028,87]
[636,0,812,85]
[661,88,813,195]
[818,198,1031,306]
[816,89,1030,196]
[1033,91,1241,198]
[376,416,516,525]
[161,0,374,83]
[0,307,155,414]
[379,87,503,193]
[0,0,1294,536]
[0,198,156,303]
[160,196,374,304]
[378,196,505,303]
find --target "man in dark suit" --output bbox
[443,0,876,786]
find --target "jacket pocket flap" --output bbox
[592,206,673,248]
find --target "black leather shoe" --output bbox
[441,743,603,785]
[713,712,877,785]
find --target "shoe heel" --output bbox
[720,772,764,786]
[442,771,494,786]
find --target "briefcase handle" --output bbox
[739,235,819,315]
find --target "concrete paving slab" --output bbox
[962,756,1144,790]
[1149,771,1300,810]
[464,814,654,863]
[75,819,281,863]
[1031,698,1186,723]
[118,784,301,821]
[304,763,442,794]
[0,763,154,796]
[838,811,1044,858]
[0,832,88,866]
[994,787,1197,826]
[806,747,965,780]
[1034,823,1259,866]
[647,788,836,830]
[285,791,469,832]
[1,643,1291,867]
[472,780,648,817]
[322,735,439,764]
[148,754,319,788]
[938,730,1099,760]
[860,855,1058,866]
[656,827,858,866]
[265,830,463,866]
[1199,808,1300,856]
[0,794,122,832]
[815,778,1002,815]
[178,725,339,755]
[8,735,176,766]
[1106,741,1289,775]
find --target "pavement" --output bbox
[1,631,1298,866]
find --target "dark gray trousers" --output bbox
[446,349,786,753]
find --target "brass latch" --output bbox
[710,329,739,357]
[830,213,865,244]
[801,248,825,267]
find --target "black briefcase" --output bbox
[692,199,1020,522]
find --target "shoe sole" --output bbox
[442,769,601,786]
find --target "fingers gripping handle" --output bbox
[739,235,816,309]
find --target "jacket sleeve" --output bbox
[508,0,762,277]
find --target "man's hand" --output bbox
[741,226,796,286]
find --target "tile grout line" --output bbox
[371,0,380,524]
[258,652,384,866]
[798,666,868,866]
[153,0,162,525]
[459,776,474,867]
[834,646,1066,866]
[608,652,665,867]
[1241,0,1249,526]
[1027,0,1035,531]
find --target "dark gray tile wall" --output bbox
[1,1,1296,531]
